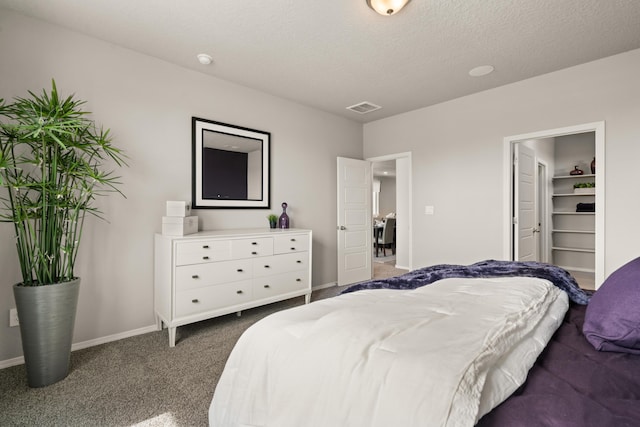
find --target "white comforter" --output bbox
[209,277,568,427]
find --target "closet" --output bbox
[551,132,596,284]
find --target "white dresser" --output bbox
[154,228,312,346]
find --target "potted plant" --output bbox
[0,80,126,387]
[267,214,278,229]
[573,182,595,194]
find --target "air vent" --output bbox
[346,101,382,114]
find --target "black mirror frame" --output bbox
[192,117,270,209]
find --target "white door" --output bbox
[514,144,537,261]
[337,157,372,286]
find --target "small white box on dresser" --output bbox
[162,216,198,236]
[166,201,191,217]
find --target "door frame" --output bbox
[536,160,549,263]
[502,121,605,286]
[367,152,413,271]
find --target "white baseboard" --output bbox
[0,356,25,370]
[312,282,337,290]
[0,324,158,370]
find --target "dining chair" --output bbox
[375,218,396,257]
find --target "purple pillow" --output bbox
[583,257,640,354]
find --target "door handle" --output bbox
[337,226,347,230]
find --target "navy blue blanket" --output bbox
[341,260,590,305]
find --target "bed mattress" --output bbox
[209,277,568,427]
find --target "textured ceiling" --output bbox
[2,0,640,122]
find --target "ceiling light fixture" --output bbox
[469,65,495,77]
[197,53,213,65]
[366,0,411,16]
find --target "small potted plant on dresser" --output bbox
[0,80,126,387]
[267,214,278,229]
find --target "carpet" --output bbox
[0,286,346,427]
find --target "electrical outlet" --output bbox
[9,308,19,327]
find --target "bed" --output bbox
[209,259,640,427]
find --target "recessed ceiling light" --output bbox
[197,53,213,65]
[469,65,494,77]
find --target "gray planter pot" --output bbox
[13,278,80,388]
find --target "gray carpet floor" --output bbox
[0,260,409,427]
[0,286,347,427]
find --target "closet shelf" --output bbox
[557,265,596,274]
[552,246,595,253]
[553,174,595,180]
[552,193,595,197]
[552,229,595,234]
[552,211,595,215]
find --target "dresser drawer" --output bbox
[253,252,308,278]
[175,240,232,266]
[155,229,312,347]
[231,238,274,259]
[253,271,309,300]
[175,281,253,317]
[274,234,309,254]
[175,259,252,291]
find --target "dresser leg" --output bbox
[236,311,242,317]
[305,293,311,304]
[155,314,163,331]
[169,327,176,347]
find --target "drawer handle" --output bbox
[252,251,258,255]
[203,256,210,260]
[236,290,243,294]
[237,269,244,272]
[290,238,296,242]
[264,265,270,268]
[192,275,199,279]
[202,245,209,249]
[296,260,302,264]
[296,278,302,282]
[290,247,296,251]
[192,299,199,303]
[251,242,258,245]
[264,284,270,288]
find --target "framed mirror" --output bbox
[192,117,270,208]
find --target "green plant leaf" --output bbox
[0,79,127,285]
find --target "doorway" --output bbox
[335,153,412,287]
[368,152,412,275]
[503,122,605,289]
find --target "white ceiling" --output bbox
[2,0,640,122]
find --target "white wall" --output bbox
[364,48,640,277]
[0,10,362,363]
[378,176,396,217]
